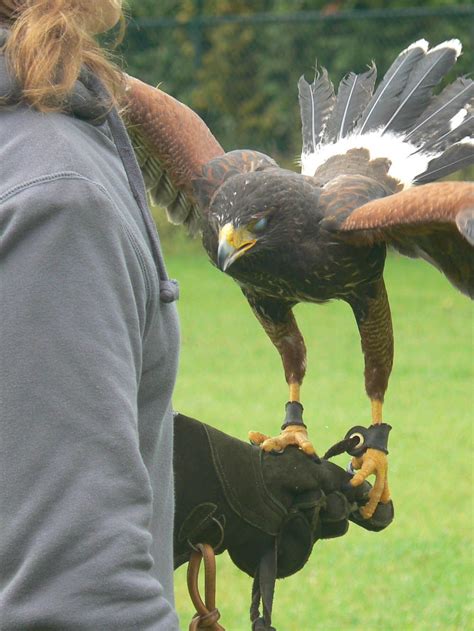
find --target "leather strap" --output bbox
[250,545,277,631]
[281,401,306,429]
[187,543,225,630]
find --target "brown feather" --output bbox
[337,182,474,296]
[122,75,224,231]
[340,182,473,231]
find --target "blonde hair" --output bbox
[0,1,126,112]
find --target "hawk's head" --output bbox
[208,169,322,273]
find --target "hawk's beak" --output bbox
[217,223,257,272]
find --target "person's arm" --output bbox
[0,174,180,630]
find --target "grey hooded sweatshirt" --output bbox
[0,32,181,630]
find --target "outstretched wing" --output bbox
[332,181,474,297]
[122,75,224,234]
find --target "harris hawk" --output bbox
[123,39,474,518]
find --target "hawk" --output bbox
[123,39,474,518]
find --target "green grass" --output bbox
[164,245,473,631]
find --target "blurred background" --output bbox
[120,0,473,161]
[116,3,473,629]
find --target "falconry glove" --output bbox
[173,413,393,630]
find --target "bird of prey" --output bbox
[124,39,474,518]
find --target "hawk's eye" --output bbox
[250,217,268,233]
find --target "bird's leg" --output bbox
[349,278,393,518]
[371,399,383,424]
[243,294,317,457]
[289,382,300,403]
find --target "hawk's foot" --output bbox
[322,422,392,519]
[249,401,319,459]
[350,449,391,518]
[249,424,317,457]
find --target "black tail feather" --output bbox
[382,40,461,134]
[414,142,474,183]
[356,40,427,134]
[406,77,474,148]
[298,67,335,156]
[324,64,377,143]
[299,39,472,185]
[420,109,474,153]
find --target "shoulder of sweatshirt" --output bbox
[0,103,135,208]
[0,165,159,321]
[0,104,158,280]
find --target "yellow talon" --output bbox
[249,424,317,457]
[350,448,390,519]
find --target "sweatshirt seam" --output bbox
[0,172,83,204]
[0,172,156,303]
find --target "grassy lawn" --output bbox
[164,243,473,631]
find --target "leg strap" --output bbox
[281,401,306,429]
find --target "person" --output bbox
[0,1,181,628]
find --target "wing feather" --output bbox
[335,182,474,297]
[122,75,224,233]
